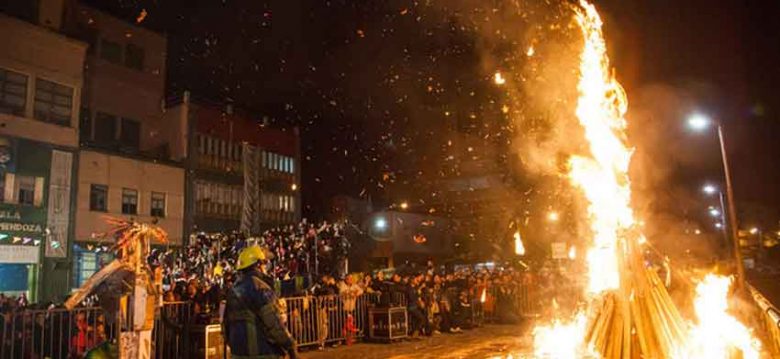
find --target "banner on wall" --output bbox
[241,143,261,235]
[45,150,72,258]
[0,244,40,263]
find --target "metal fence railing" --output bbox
[0,283,533,357]
[154,301,194,358]
[748,284,780,356]
[0,306,117,359]
[283,293,376,348]
[471,283,536,325]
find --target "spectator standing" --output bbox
[70,312,95,358]
[224,246,298,359]
[338,275,364,314]
[406,276,431,337]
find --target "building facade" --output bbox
[166,93,301,238]
[72,150,184,286]
[65,4,184,289]
[68,4,169,157]
[0,8,87,301]
[361,211,453,269]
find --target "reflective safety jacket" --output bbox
[224,269,297,359]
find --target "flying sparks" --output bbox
[494,72,506,85]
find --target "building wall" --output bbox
[75,150,184,245]
[0,14,86,148]
[169,96,302,238]
[364,211,453,260]
[70,5,168,154]
[0,12,86,302]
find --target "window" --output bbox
[0,68,28,116]
[233,144,241,162]
[289,158,295,174]
[15,175,43,206]
[89,184,108,211]
[17,176,35,205]
[121,188,138,214]
[119,118,140,150]
[151,192,165,217]
[0,173,5,203]
[125,43,144,70]
[94,112,117,145]
[197,135,205,154]
[80,107,92,142]
[100,39,122,64]
[34,78,73,126]
[78,252,97,287]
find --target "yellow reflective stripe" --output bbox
[226,311,256,322]
[247,321,259,355]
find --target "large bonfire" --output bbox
[533,1,761,358]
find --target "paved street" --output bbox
[300,324,534,359]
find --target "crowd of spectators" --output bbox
[303,261,535,346]
[0,293,29,313]
[150,220,349,313]
[0,218,544,357]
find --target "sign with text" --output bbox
[0,244,40,264]
[0,204,46,237]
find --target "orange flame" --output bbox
[514,231,525,256]
[677,275,761,358]
[533,1,764,358]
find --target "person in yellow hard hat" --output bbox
[224,245,298,359]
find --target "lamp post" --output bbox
[688,114,745,288]
[703,184,729,249]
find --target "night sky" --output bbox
[84,0,780,232]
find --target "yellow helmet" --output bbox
[236,245,269,270]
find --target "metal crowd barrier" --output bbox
[0,306,117,359]
[154,301,194,358]
[748,284,780,356]
[283,293,374,348]
[474,283,535,324]
[0,283,535,358]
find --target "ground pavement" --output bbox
[300,324,534,359]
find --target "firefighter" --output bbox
[224,245,298,359]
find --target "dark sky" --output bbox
[85,0,780,229]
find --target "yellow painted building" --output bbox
[75,150,184,245]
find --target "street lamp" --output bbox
[702,183,727,236]
[687,113,711,131]
[702,184,717,195]
[688,113,745,288]
[374,217,387,231]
